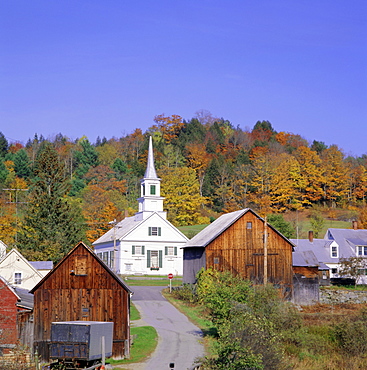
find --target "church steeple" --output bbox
[135,136,166,221]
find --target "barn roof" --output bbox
[14,286,34,310]
[30,241,132,294]
[183,208,295,249]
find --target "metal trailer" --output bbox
[49,321,113,370]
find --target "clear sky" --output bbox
[1,1,366,156]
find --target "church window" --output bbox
[132,245,145,255]
[149,227,161,236]
[150,185,156,195]
[165,246,177,256]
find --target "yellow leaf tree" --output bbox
[160,166,209,226]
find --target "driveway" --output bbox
[123,286,204,370]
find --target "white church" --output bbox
[93,137,188,276]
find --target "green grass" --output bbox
[178,224,208,238]
[107,326,158,367]
[130,303,140,321]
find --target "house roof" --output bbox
[0,277,33,310]
[0,248,43,279]
[29,261,54,270]
[30,241,132,294]
[93,211,188,245]
[183,208,295,249]
[291,239,335,264]
[293,250,319,267]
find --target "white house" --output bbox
[93,137,188,276]
[291,221,367,284]
[0,248,45,290]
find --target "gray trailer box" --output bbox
[50,321,113,361]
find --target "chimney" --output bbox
[352,220,358,230]
[308,230,314,243]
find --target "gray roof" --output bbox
[13,286,34,310]
[144,136,158,179]
[291,239,335,264]
[93,216,142,245]
[29,261,53,270]
[184,208,295,249]
[291,227,367,265]
[293,250,319,267]
[184,209,249,248]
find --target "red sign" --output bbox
[168,273,173,279]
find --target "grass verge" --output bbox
[107,326,158,367]
[130,302,140,321]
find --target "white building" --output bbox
[93,137,188,275]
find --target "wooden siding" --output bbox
[32,243,130,361]
[205,211,293,293]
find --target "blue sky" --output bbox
[1,1,366,156]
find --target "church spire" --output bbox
[144,136,158,179]
[135,136,166,221]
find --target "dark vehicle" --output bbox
[49,321,113,370]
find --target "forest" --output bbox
[1,112,367,261]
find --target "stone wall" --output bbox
[320,288,367,304]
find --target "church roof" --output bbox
[144,136,158,179]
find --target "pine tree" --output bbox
[18,143,85,262]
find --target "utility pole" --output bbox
[263,216,268,285]
[109,219,118,274]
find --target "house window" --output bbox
[246,222,252,230]
[98,251,114,268]
[147,250,162,269]
[165,246,177,256]
[331,268,338,274]
[357,246,367,256]
[149,227,161,236]
[150,185,156,195]
[214,257,219,264]
[14,272,22,285]
[132,245,145,255]
[331,246,338,258]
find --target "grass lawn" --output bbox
[130,303,140,321]
[107,326,158,368]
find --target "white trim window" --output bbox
[132,245,145,255]
[149,227,161,236]
[357,246,367,256]
[165,246,177,256]
[14,272,22,285]
[331,245,338,258]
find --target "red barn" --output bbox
[0,277,33,354]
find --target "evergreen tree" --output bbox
[18,143,85,262]
[0,132,8,157]
[13,148,31,178]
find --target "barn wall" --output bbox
[183,247,206,284]
[293,271,319,305]
[33,244,130,361]
[205,212,293,293]
[17,310,34,349]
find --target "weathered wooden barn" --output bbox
[30,241,132,362]
[0,277,33,354]
[183,209,294,296]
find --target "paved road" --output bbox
[129,286,204,370]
